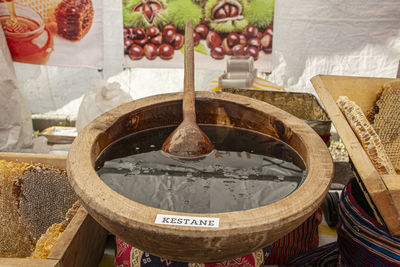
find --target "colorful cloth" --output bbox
[284,241,339,267]
[287,178,400,266]
[115,240,270,267]
[264,208,322,265]
[337,179,400,266]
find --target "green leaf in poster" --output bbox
[166,0,202,31]
[179,43,208,55]
[195,43,208,55]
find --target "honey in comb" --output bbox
[32,201,80,259]
[0,161,35,257]
[55,0,94,40]
[366,86,384,124]
[15,0,63,28]
[19,164,77,241]
[0,160,77,258]
[371,80,400,173]
[337,96,396,176]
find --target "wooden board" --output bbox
[0,152,67,170]
[311,75,400,236]
[48,207,108,267]
[0,153,108,266]
[0,258,59,267]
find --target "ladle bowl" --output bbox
[67,91,333,262]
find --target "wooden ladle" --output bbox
[161,20,214,159]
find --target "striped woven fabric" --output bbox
[337,179,400,266]
[287,178,400,266]
[264,208,322,265]
[284,241,339,266]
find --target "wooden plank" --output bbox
[0,152,66,169]
[0,258,59,267]
[313,75,393,113]
[382,175,400,217]
[311,75,400,236]
[48,207,108,267]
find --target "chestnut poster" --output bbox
[0,0,103,68]
[123,0,274,72]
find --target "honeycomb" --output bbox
[0,160,77,258]
[0,161,35,257]
[370,81,400,174]
[32,201,81,258]
[15,0,62,31]
[337,96,396,176]
[32,223,66,259]
[55,0,94,40]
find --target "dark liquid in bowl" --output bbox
[96,125,306,213]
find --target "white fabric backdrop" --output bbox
[268,0,400,95]
[12,0,400,117]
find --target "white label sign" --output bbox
[155,214,220,228]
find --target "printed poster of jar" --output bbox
[0,0,102,68]
[123,0,274,72]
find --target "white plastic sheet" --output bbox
[269,0,400,95]
[9,0,400,118]
[0,28,33,151]
[76,80,132,132]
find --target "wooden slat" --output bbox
[312,75,392,113]
[0,258,59,267]
[48,207,108,267]
[382,174,400,217]
[0,152,66,169]
[311,75,400,236]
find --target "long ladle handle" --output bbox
[183,20,196,123]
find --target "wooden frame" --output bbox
[311,75,400,236]
[68,91,333,262]
[0,153,108,267]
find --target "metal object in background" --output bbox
[397,60,400,78]
[218,56,258,88]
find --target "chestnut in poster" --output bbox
[0,0,102,68]
[123,0,274,71]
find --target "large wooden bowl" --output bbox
[67,91,333,262]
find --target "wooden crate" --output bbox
[221,89,332,138]
[0,153,108,267]
[311,75,400,236]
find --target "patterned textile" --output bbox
[287,178,400,266]
[264,208,322,265]
[337,178,400,266]
[319,134,331,145]
[115,240,270,267]
[284,241,339,267]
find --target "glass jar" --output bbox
[0,2,53,64]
